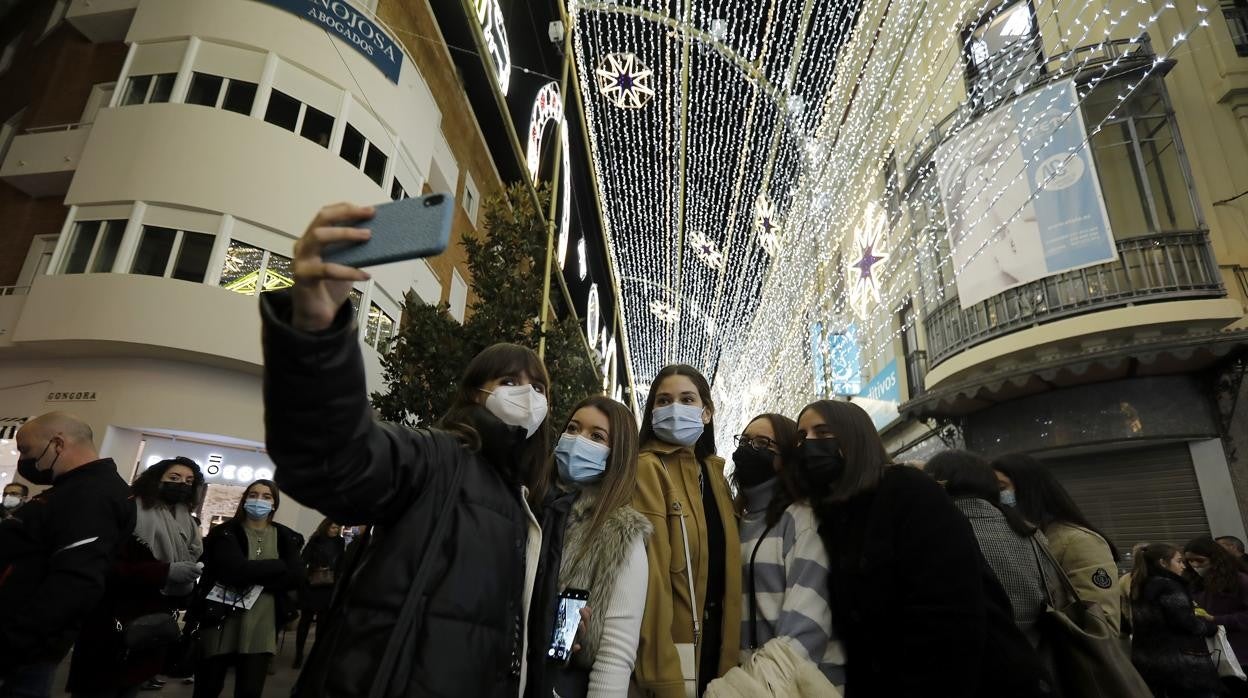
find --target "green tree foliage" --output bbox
[371,182,602,431]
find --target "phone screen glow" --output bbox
[548,595,588,662]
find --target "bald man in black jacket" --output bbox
[0,413,135,698]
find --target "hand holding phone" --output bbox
[322,192,454,268]
[548,588,590,664]
[290,202,376,333]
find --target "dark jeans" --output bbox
[0,663,57,698]
[294,609,321,661]
[192,654,271,698]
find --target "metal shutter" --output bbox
[1041,442,1210,558]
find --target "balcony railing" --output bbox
[923,232,1225,367]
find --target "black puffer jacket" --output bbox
[814,465,1052,697]
[1130,568,1221,695]
[261,293,554,698]
[191,518,305,633]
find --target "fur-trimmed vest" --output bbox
[557,491,653,668]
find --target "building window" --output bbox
[881,151,901,228]
[0,108,24,167]
[131,226,214,282]
[463,175,480,224]
[906,163,954,312]
[264,90,333,148]
[219,240,294,295]
[41,0,70,39]
[61,220,126,274]
[364,302,395,350]
[961,0,1042,106]
[0,35,19,75]
[186,72,258,115]
[390,179,408,201]
[121,74,177,106]
[339,124,388,186]
[1223,0,1248,57]
[449,268,468,323]
[1081,74,1199,238]
[898,300,926,398]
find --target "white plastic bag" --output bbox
[1207,626,1247,681]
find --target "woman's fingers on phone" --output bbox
[313,202,374,230]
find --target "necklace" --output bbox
[252,528,267,557]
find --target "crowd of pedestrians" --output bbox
[2,203,1247,697]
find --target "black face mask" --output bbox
[158,481,194,505]
[797,438,846,493]
[17,440,57,487]
[732,444,777,489]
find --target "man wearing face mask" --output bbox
[0,412,136,698]
[0,484,27,520]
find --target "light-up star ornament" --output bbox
[650,299,679,324]
[688,230,724,270]
[754,195,781,256]
[847,204,890,319]
[595,53,656,109]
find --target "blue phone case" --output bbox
[322,192,454,267]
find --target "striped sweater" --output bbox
[739,480,846,686]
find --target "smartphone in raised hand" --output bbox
[322,192,454,268]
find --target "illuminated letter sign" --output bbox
[473,0,512,95]
[527,82,572,269]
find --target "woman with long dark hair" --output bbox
[263,202,567,696]
[67,457,206,697]
[632,364,740,697]
[732,412,844,686]
[993,453,1121,635]
[192,479,304,698]
[1185,537,1248,691]
[1130,543,1223,697]
[527,395,651,697]
[924,450,1064,646]
[293,517,344,669]
[798,400,1049,697]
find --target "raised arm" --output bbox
[262,203,437,525]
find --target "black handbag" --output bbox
[118,612,180,654]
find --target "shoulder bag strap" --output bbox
[747,524,773,650]
[368,461,467,698]
[1030,531,1080,608]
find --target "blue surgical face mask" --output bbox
[244,499,273,520]
[652,404,706,447]
[1000,489,1017,507]
[555,434,611,485]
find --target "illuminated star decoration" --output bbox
[754,196,781,256]
[688,230,724,270]
[847,204,890,319]
[595,53,656,109]
[650,299,680,323]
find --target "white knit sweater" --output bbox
[587,536,648,697]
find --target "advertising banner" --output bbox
[934,79,1116,309]
[811,322,862,397]
[253,0,403,84]
[854,359,901,431]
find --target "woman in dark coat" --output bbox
[1130,543,1223,697]
[67,457,206,697]
[259,203,570,697]
[1185,537,1248,695]
[798,400,1051,697]
[294,517,344,668]
[190,480,305,698]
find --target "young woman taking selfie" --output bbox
[260,203,563,697]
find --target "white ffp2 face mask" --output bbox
[1,495,21,510]
[484,384,549,438]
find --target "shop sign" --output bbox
[46,391,97,402]
[853,360,901,431]
[253,0,403,84]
